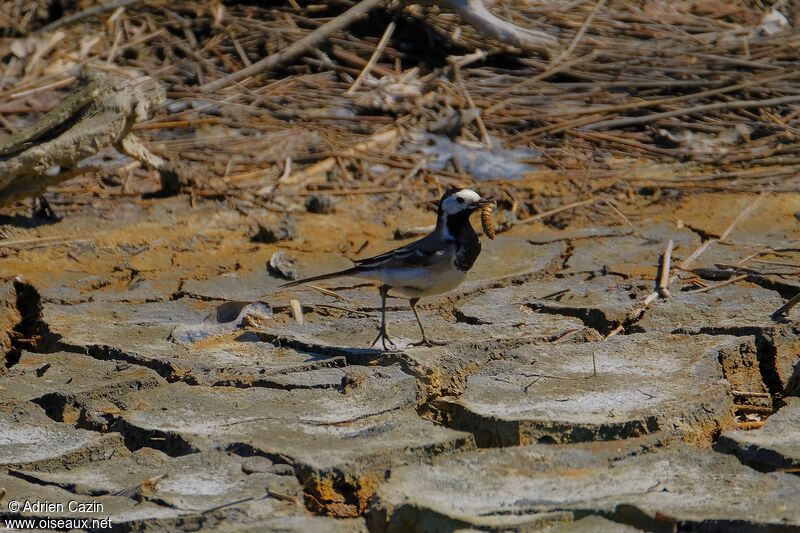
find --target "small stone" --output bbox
[251,217,296,243]
[268,251,297,281]
[341,371,367,394]
[305,194,335,214]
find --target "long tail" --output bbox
[278,267,362,288]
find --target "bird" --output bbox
[279,188,494,351]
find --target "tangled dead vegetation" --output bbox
[0,70,187,207]
[0,1,798,218]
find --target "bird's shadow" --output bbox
[234,331,405,365]
[0,212,60,230]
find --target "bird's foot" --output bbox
[408,337,447,348]
[369,329,398,352]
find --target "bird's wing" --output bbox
[354,234,448,270]
[280,233,447,288]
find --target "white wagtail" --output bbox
[280,188,493,350]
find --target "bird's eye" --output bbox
[456,197,465,204]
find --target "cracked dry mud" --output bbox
[1,192,799,532]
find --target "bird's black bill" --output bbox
[472,198,495,210]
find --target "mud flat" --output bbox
[1,192,798,531]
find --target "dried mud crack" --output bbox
[2,196,799,531]
[2,1,800,526]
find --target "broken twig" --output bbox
[346,20,396,94]
[658,240,673,298]
[200,0,385,92]
[431,0,558,55]
[516,197,601,225]
[290,299,304,325]
[772,291,800,320]
[688,274,748,293]
[0,71,183,206]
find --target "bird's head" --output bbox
[437,188,492,218]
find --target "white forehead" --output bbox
[441,188,482,215]
[454,189,481,203]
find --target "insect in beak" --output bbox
[472,197,495,211]
[480,200,497,239]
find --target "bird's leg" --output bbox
[369,285,397,351]
[408,298,447,347]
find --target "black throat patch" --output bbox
[444,210,482,271]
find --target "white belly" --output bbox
[356,259,467,299]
